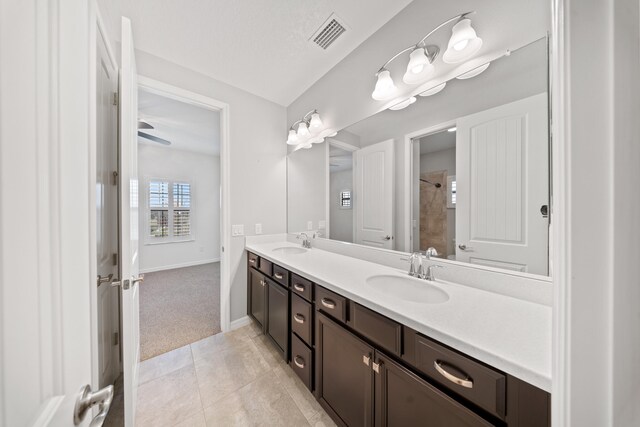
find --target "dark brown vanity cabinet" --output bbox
[248,268,266,329]
[316,312,375,426]
[247,252,289,361]
[374,353,494,427]
[266,278,289,360]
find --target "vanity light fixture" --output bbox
[456,62,490,79]
[389,97,417,111]
[419,82,447,97]
[287,109,336,147]
[371,11,481,101]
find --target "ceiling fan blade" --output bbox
[137,120,154,129]
[138,131,171,145]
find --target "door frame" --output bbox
[325,139,358,241]
[403,120,457,253]
[136,75,233,333]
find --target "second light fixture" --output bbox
[372,12,483,101]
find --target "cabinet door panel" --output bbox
[266,279,289,360]
[316,312,374,427]
[249,269,266,329]
[375,353,495,427]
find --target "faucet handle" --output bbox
[425,264,443,281]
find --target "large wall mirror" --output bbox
[287,4,551,278]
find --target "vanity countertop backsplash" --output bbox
[245,234,552,392]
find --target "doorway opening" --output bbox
[410,127,457,258]
[136,87,222,360]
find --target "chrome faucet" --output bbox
[425,264,443,281]
[425,247,438,259]
[297,232,312,249]
[408,252,424,277]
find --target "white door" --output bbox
[456,93,549,275]
[354,139,395,249]
[97,25,120,389]
[120,17,142,427]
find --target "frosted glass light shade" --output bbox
[406,48,429,74]
[371,69,397,101]
[309,113,322,131]
[389,97,416,111]
[297,121,310,137]
[287,129,298,145]
[456,62,490,79]
[403,61,435,85]
[443,19,482,64]
[419,82,446,97]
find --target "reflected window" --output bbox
[340,190,352,209]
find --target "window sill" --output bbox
[144,238,195,246]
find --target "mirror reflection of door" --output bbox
[456,93,549,275]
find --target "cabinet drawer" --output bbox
[408,330,506,419]
[290,333,313,391]
[315,285,347,323]
[291,293,313,346]
[248,252,259,268]
[349,303,401,357]
[272,264,289,287]
[258,257,272,276]
[291,273,313,302]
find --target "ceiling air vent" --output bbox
[310,14,348,50]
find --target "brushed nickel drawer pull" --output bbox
[260,279,266,287]
[294,314,305,324]
[249,258,256,264]
[293,283,305,292]
[372,362,380,373]
[321,298,336,309]
[274,272,284,279]
[363,354,370,366]
[294,356,305,369]
[434,360,474,389]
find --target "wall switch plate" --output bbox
[255,223,262,234]
[232,224,245,236]
[307,221,313,230]
[318,220,326,229]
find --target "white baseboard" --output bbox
[229,316,251,331]
[139,258,220,274]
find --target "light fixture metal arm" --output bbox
[374,11,475,75]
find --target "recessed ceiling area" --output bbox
[100,0,413,106]
[138,89,220,156]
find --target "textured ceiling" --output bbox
[138,89,220,155]
[101,0,413,106]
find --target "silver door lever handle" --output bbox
[74,384,114,426]
[96,274,113,287]
[131,274,144,285]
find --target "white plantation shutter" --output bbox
[146,180,193,241]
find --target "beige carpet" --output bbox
[140,262,220,361]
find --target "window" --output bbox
[147,180,193,242]
[339,190,352,209]
[447,175,456,209]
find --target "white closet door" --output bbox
[456,93,549,275]
[354,139,395,249]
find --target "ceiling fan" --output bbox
[137,120,171,146]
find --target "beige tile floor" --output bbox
[134,322,337,427]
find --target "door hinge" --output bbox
[112,92,118,106]
[112,253,118,266]
[113,332,119,346]
[112,171,118,185]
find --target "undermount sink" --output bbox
[272,246,308,255]
[365,274,450,304]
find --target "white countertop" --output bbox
[245,240,552,392]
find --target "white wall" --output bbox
[133,50,287,322]
[138,144,220,273]
[329,168,354,242]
